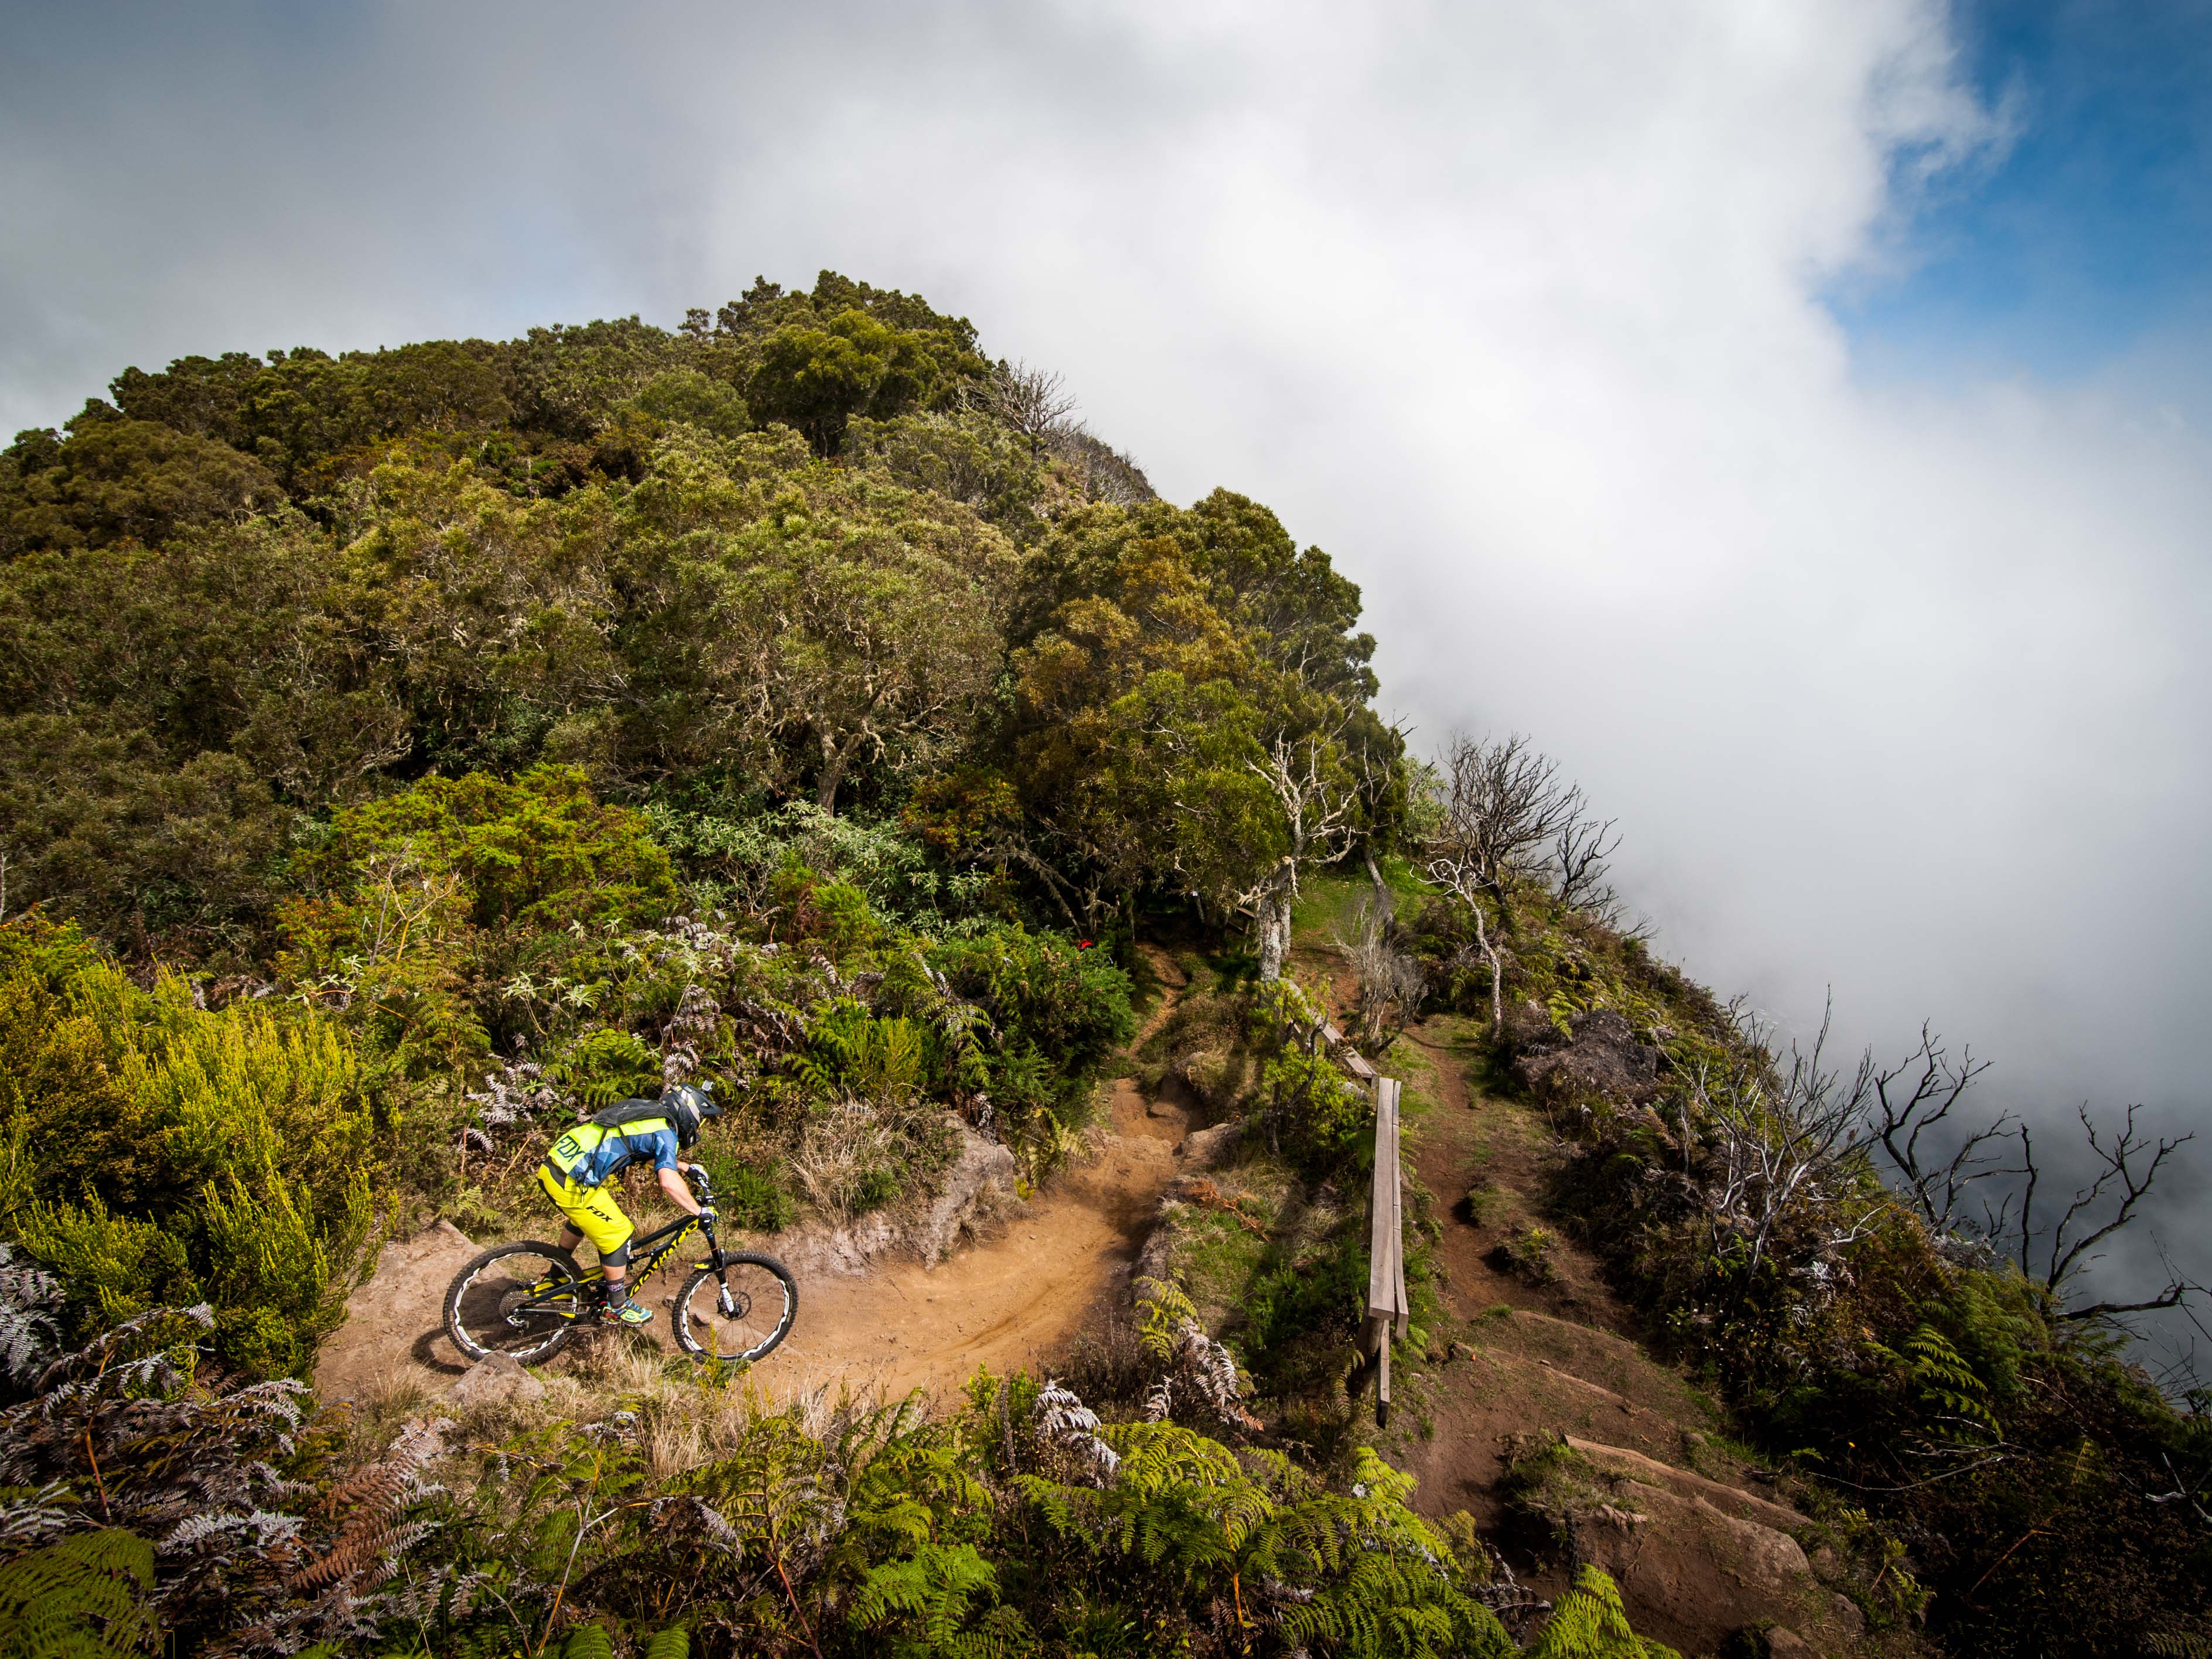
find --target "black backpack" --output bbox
[589,1097,670,1132]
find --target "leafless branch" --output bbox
[1554,815,1620,913]
[1238,725,1359,981]
[1684,996,1885,1279]
[986,360,1080,456]
[1334,898,1425,1050]
[2042,1101,2194,1294]
[1866,1026,2008,1237]
[1426,733,1583,897]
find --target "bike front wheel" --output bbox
[445,1241,588,1365]
[674,1254,798,1364]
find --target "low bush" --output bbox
[1248,977,1370,1175]
[686,1143,794,1233]
[0,919,383,1375]
[1498,1225,1558,1285]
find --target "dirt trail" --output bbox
[317,952,1196,1409]
[758,1046,1188,1402]
[1382,1012,1870,1656]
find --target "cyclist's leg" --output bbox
[551,1178,651,1325]
[540,1169,637,1297]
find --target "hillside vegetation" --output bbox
[0,272,2204,1658]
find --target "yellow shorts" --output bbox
[538,1168,635,1264]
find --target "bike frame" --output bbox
[523,1192,731,1322]
[614,1209,728,1291]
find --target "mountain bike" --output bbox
[443,1168,797,1367]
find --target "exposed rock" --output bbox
[1568,1483,1838,1650]
[915,1117,1019,1266]
[1551,1439,1861,1656]
[1760,1629,1814,1658]
[1175,1117,1247,1168]
[444,1351,545,1409]
[1565,1436,1808,1534]
[1133,1216,1177,1289]
[1513,1009,1663,1106]
[777,1214,901,1277]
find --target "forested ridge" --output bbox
[0,272,2204,1658]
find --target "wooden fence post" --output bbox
[1360,1075,1409,1425]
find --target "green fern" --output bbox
[1523,1566,1681,1658]
[559,1623,615,1659]
[0,1527,159,1658]
[1872,1323,2002,1442]
[794,1003,926,1104]
[544,1028,663,1110]
[641,1628,691,1659]
[848,1541,1031,1659]
[2146,1636,2212,1659]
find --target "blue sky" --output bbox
[1838,0,2212,380]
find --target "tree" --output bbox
[1424,734,1583,1022]
[984,360,1078,456]
[1,416,281,557]
[752,524,1004,813]
[620,442,1015,813]
[1554,812,1622,915]
[1868,1038,2205,1323]
[1237,728,1359,981]
[749,310,958,455]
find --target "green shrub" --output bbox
[0,919,382,1374]
[687,1144,794,1233]
[1500,1226,1558,1285]
[278,765,677,1069]
[289,764,674,938]
[928,924,1135,1078]
[1462,1180,1501,1227]
[1257,1043,1370,1175]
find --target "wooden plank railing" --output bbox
[1360,1076,1410,1422]
[1299,1015,1407,1425]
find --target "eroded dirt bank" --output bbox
[316,956,1194,1408]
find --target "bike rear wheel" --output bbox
[445,1242,588,1364]
[674,1254,798,1364]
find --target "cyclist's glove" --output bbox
[696,1206,718,1224]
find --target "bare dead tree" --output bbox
[1865,1026,2008,1237]
[1684,999,1886,1279]
[1554,814,1621,915]
[1421,852,1505,1028]
[1335,897,1425,1050]
[986,359,1080,456]
[1237,729,1359,982]
[1861,1026,2203,1327]
[1433,733,1585,894]
[1044,424,1157,505]
[1424,733,1582,1025]
[2024,1104,2200,1320]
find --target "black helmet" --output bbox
[663,1081,722,1149]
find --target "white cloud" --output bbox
[5,0,2207,1289]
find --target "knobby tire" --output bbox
[444,1241,587,1365]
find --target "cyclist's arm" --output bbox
[646,1128,703,1216]
[657,1165,704,1216]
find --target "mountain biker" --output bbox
[537,1081,723,1327]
